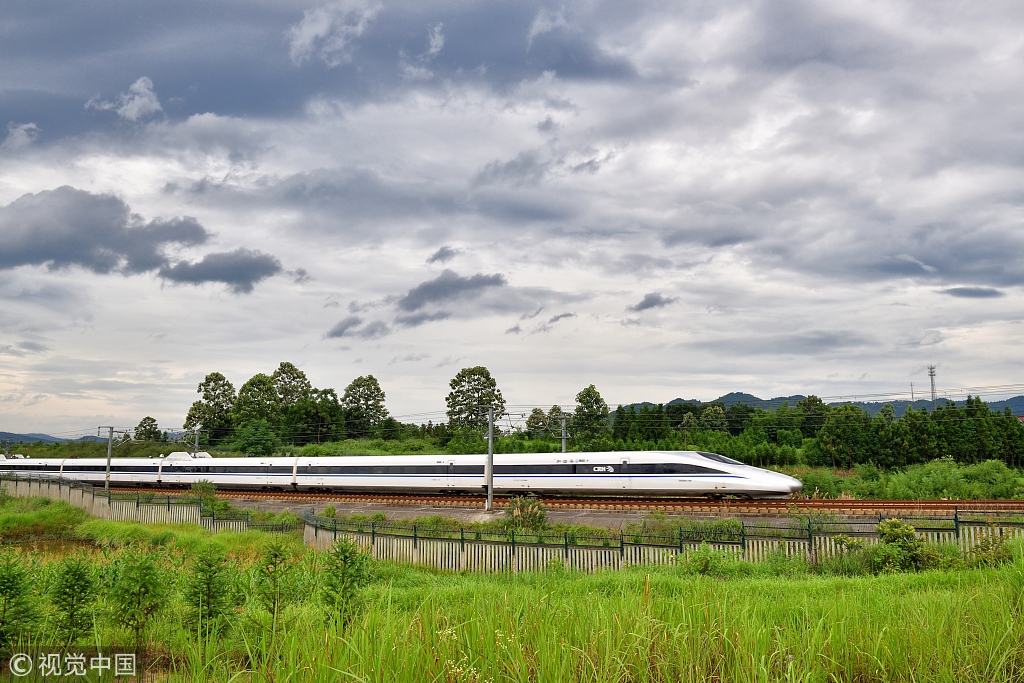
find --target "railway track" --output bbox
[110,487,1024,516]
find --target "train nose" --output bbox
[780,474,803,494]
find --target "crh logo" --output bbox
[592,466,614,473]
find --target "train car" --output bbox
[0,450,802,498]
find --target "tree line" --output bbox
[126,363,1024,469]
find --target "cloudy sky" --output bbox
[2,0,1023,434]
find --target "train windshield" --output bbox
[696,451,744,466]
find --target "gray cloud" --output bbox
[629,293,678,312]
[158,248,282,293]
[397,270,506,312]
[940,287,1005,298]
[687,331,871,356]
[394,311,451,327]
[0,186,208,274]
[325,316,363,338]
[426,246,459,264]
[325,316,392,339]
[0,187,281,293]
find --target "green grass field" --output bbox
[0,496,1022,681]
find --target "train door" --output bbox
[446,461,456,488]
[620,457,631,490]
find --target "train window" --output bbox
[269,467,292,474]
[696,451,744,466]
[449,465,485,475]
[660,463,724,475]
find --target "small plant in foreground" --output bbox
[185,548,234,632]
[0,553,36,648]
[108,549,168,647]
[255,542,296,620]
[320,538,374,624]
[50,556,96,645]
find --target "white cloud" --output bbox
[1,123,40,150]
[287,0,381,67]
[85,77,163,121]
[425,23,445,59]
[527,8,570,49]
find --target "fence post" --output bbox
[619,532,624,558]
[511,530,515,555]
[806,517,814,562]
[333,518,337,541]
[564,531,569,559]
[371,521,376,545]
[954,509,960,539]
[740,523,746,556]
[460,526,465,552]
[413,524,418,549]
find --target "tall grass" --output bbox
[2,498,1023,681]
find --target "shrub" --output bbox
[505,495,546,532]
[867,519,927,573]
[681,543,733,576]
[321,505,337,518]
[970,532,1013,568]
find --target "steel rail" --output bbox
[106,486,1024,515]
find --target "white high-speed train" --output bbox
[0,450,802,498]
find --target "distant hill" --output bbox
[0,432,104,445]
[627,393,1024,417]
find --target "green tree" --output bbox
[108,549,168,648]
[525,408,548,435]
[796,395,827,438]
[699,405,728,431]
[184,549,233,632]
[272,362,313,410]
[184,372,236,442]
[285,388,344,444]
[232,373,281,428]
[236,419,281,456]
[341,375,389,438]
[547,405,566,435]
[815,405,878,468]
[50,556,96,645]
[0,553,36,648]
[134,416,161,441]
[445,367,506,432]
[571,385,609,445]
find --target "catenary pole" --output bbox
[104,426,113,491]
[486,406,494,512]
[561,416,567,453]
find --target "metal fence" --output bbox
[302,508,1024,572]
